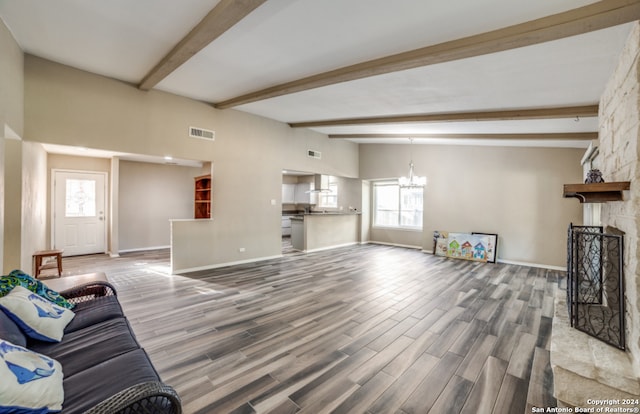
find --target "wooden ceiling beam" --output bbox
[214,0,640,109]
[328,132,598,140]
[289,105,599,128]
[138,0,267,91]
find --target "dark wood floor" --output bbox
[57,244,559,413]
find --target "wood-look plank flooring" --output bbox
[57,244,559,413]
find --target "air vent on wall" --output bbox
[307,149,321,159]
[189,126,215,141]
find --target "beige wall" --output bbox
[360,144,584,267]
[0,17,23,137]
[119,160,201,251]
[1,139,47,274]
[24,56,358,177]
[1,140,46,274]
[328,176,362,213]
[48,153,112,172]
[304,214,360,252]
[3,139,22,273]
[369,226,423,249]
[20,141,48,272]
[0,18,24,272]
[360,180,371,243]
[23,56,359,268]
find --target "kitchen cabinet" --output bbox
[281,215,292,236]
[282,184,296,204]
[290,218,304,251]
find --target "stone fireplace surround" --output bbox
[550,22,640,408]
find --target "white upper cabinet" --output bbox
[282,184,296,204]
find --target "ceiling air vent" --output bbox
[307,149,321,159]
[189,126,215,141]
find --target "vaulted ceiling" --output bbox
[1,0,638,148]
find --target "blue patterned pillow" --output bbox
[0,339,64,413]
[0,270,74,310]
[0,286,75,343]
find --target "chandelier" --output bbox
[398,138,427,188]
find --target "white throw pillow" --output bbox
[0,286,75,342]
[0,339,64,413]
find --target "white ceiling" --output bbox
[0,0,635,150]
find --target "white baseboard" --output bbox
[118,245,170,254]
[366,242,564,271]
[496,259,565,271]
[304,242,360,253]
[172,254,283,275]
[364,241,423,250]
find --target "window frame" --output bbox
[372,180,424,230]
[317,176,338,208]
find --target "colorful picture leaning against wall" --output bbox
[434,231,449,256]
[472,232,498,263]
[446,233,490,262]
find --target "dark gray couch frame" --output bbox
[1,281,182,414]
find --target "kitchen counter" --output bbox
[289,212,360,218]
[290,213,361,252]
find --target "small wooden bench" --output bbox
[32,249,64,279]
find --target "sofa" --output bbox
[0,272,181,414]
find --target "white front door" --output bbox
[53,170,107,256]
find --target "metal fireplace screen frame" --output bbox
[567,223,625,350]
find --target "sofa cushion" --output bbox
[0,339,64,413]
[62,295,124,334]
[62,349,161,414]
[0,269,75,309]
[0,286,75,343]
[29,318,141,378]
[0,308,27,348]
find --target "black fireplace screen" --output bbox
[567,223,625,350]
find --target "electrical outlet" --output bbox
[239,247,245,252]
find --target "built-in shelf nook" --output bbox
[194,174,211,219]
[563,181,630,203]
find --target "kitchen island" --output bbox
[290,213,361,252]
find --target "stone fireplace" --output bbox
[551,22,640,407]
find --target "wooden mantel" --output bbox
[563,182,630,203]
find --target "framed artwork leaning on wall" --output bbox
[472,232,498,263]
